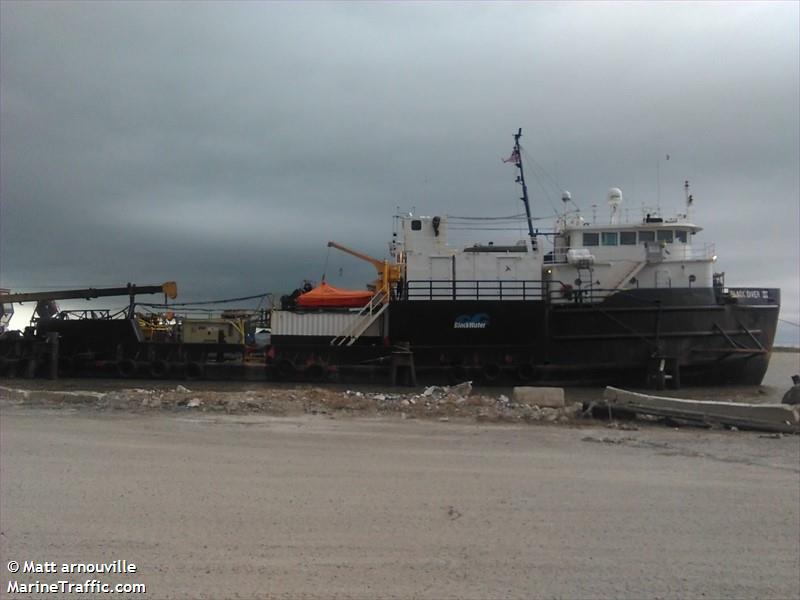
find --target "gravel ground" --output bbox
[1,408,799,599]
[1,352,798,599]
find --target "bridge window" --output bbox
[411,220,422,231]
[620,231,636,245]
[583,232,599,246]
[675,230,687,243]
[601,232,618,246]
[638,231,655,243]
[657,230,674,243]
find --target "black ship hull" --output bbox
[0,287,780,388]
[270,287,780,387]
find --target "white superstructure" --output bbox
[546,203,714,301]
[394,214,544,300]
[393,184,715,303]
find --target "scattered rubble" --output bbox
[0,382,586,425]
[512,386,565,408]
[4,382,799,433]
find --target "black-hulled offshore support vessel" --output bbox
[268,130,780,387]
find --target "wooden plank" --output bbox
[603,387,800,433]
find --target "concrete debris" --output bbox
[512,386,565,408]
[450,381,473,397]
[604,386,800,434]
[11,381,794,434]
[0,384,591,426]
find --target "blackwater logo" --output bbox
[453,313,490,329]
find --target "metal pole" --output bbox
[514,129,536,241]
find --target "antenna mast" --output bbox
[512,128,536,244]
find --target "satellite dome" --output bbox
[607,187,623,205]
[561,191,572,203]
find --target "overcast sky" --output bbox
[1,1,798,343]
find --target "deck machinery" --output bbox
[0,282,258,379]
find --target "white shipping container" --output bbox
[271,310,382,338]
[181,319,245,344]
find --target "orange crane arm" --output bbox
[326,241,403,293]
[327,241,387,272]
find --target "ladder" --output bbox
[613,261,647,291]
[330,289,389,347]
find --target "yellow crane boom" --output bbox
[327,241,403,293]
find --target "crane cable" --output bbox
[320,245,331,283]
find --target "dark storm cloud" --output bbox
[1,1,798,340]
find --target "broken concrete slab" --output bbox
[604,386,800,434]
[512,386,565,408]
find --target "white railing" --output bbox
[548,242,715,264]
[674,243,715,261]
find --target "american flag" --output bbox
[502,149,520,164]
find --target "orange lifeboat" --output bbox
[296,281,374,308]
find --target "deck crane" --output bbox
[326,241,403,294]
[0,282,178,328]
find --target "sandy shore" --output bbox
[1,404,798,599]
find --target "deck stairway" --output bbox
[613,260,647,291]
[330,289,389,346]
